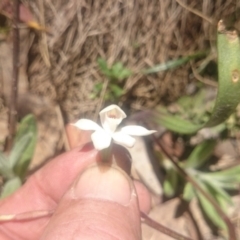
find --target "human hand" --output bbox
[0,143,151,240]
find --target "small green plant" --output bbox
[161,140,240,230]
[0,114,37,198]
[142,51,207,74]
[91,58,132,101]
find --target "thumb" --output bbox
[40,164,141,240]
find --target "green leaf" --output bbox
[0,152,14,179]
[94,82,103,92]
[143,51,207,74]
[213,181,240,190]
[190,89,207,110]
[195,180,227,230]
[205,23,240,127]
[118,68,132,80]
[111,62,131,80]
[110,84,125,97]
[200,170,240,191]
[197,191,226,230]
[155,107,201,134]
[13,115,37,179]
[183,182,195,201]
[98,59,132,81]
[163,168,178,197]
[202,165,240,183]
[163,180,174,197]
[112,62,123,77]
[97,58,111,77]
[0,177,22,199]
[184,140,216,169]
[9,133,32,169]
[203,180,232,209]
[91,82,103,99]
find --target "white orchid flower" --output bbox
[73,105,156,150]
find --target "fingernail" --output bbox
[73,164,133,206]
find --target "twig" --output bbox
[180,199,203,240]
[154,135,236,240]
[6,0,20,152]
[55,105,70,151]
[175,0,213,24]
[141,211,193,240]
[38,0,51,67]
[190,61,218,88]
[0,210,53,222]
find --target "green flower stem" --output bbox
[155,20,240,135]
[100,145,113,162]
[206,20,240,127]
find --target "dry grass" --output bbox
[19,0,237,121]
[20,0,238,122]
[0,0,238,162]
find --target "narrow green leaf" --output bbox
[117,68,132,80]
[13,115,37,179]
[0,152,14,179]
[110,84,125,97]
[163,168,178,197]
[112,62,124,77]
[183,182,195,201]
[185,140,216,169]
[197,190,226,230]
[215,181,239,190]
[203,180,232,208]
[202,165,240,183]
[9,133,32,169]
[193,176,227,229]
[110,62,132,80]
[196,179,226,230]
[97,58,111,77]
[143,52,207,74]
[94,83,103,92]
[155,107,201,134]
[163,180,174,197]
[200,174,240,191]
[0,177,22,199]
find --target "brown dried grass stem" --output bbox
[141,211,193,240]
[6,0,20,152]
[175,0,213,24]
[154,135,236,240]
[93,78,109,122]
[190,61,218,88]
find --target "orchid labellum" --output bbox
[73,105,156,150]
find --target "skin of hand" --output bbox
[0,143,151,240]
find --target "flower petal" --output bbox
[72,119,102,131]
[112,132,136,148]
[100,105,126,134]
[99,105,126,118]
[91,130,112,150]
[121,126,156,136]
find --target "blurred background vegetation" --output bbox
[1,0,240,239]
